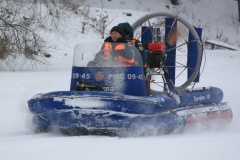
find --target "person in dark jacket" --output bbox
[117,22,147,76]
[104,26,127,43]
[117,22,147,67]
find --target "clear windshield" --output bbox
[73,42,143,67]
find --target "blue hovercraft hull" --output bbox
[28,87,233,136]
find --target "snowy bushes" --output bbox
[0,0,110,70]
[0,0,47,70]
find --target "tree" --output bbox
[0,0,50,70]
[0,0,86,70]
[0,0,113,70]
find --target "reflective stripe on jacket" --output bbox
[103,42,135,66]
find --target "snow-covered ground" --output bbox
[1,49,240,160]
[1,0,240,160]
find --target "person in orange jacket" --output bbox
[88,26,139,67]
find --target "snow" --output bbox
[1,0,240,160]
[61,97,108,108]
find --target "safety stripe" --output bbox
[116,56,135,66]
[114,44,125,50]
[104,42,112,56]
[186,111,233,122]
[185,117,232,128]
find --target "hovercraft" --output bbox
[28,12,233,136]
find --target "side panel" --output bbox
[141,26,153,43]
[70,66,147,96]
[188,28,202,82]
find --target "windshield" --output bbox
[73,42,143,67]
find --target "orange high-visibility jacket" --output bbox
[103,42,135,66]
